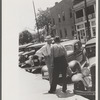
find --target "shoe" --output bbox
[48,90,55,94]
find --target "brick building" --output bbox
[50,0,74,39]
[73,0,96,43]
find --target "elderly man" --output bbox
[35,35,53,85]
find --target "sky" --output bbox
[3,0,62,34]
[2,0,61,98]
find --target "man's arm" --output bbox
[35,45,46,58]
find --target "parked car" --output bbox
[19,43,33,52]
[20,43,46,72]
[26,42,46,52]
[41,39,85,79]
[85,37,96,67]
[73,37,96,100]
[22,50,35,57]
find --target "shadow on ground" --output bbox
[43,88,74,98]
[56,88,74,98]
[25,68,41,74]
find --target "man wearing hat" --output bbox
[35,35,53,85]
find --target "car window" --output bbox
[74,43,79,51]
[74,42,82,51]
[86,45,95,58]
[64,45,73,51]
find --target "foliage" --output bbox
[36,8,52,33]
[19,30,33,45]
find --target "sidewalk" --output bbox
[3,67,89,100]
[17,69,89,100]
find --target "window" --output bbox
[77,24,84,29]
[78,31,80,40]
[87,5,94,15]
[72,30,74,36]
[53,18,55,25]
[62,15,65,21]
[92,27,96,36]
[60,29,62,38]
[85,22,90,27]
[69,8,72,18]
[64,28,67,37]
[64,45,73,51]
[76,9,83,18]
[74,43,79,51]
[62,12,65,21]
[58,18,61,22]
[86,45,95,58]
[80,30,85,39]
[70,12,72,18]
[91,21,96,26]
[74,42,82,51]
[58,14,61,22]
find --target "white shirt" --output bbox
[36,43,52,58]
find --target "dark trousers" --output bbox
[49,56,68,92]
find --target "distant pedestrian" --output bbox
[48,36,68,93]
[35,35,53,85]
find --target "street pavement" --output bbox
[18,68,89,100]
[3,67,89,100]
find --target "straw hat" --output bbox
[45,35,52,41]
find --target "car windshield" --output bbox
[64,45,73,51]
[86,45,95,58]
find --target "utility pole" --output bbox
[84,0,91,41]
[32,0,40,42]
[71,3,77,39]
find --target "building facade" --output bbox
[50,0,74,39]
[73,0,96,43]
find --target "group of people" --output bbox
[36,35,68,93]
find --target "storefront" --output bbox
[76,18,96,44]
[76,22,86,43]
[73,0,96,44]
[90,19,96,37]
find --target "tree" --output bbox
[19,30,33,45]
[36,8,52,35]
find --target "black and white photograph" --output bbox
[2,0,98,100]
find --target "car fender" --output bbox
[68,60,81,73]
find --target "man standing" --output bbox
[35,35,53,85]
[48,36,68,93]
